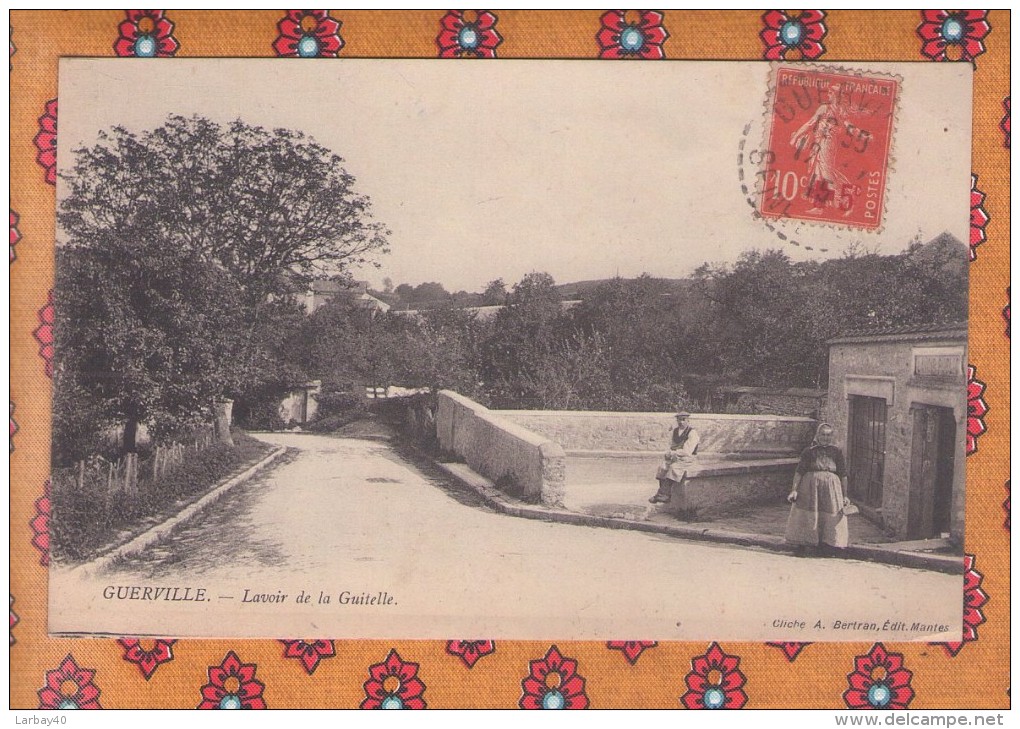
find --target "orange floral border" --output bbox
[9,10,1010,709]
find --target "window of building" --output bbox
[847,395,887,508]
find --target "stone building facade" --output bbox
[826,323,967,543]
[279,381,321,425]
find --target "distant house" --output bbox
[304,279,391,315]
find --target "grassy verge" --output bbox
[51,429,274,564]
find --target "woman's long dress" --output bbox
[784,444,849,548]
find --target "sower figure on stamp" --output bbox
[790,84,855,216]
[785,422,850,555]
[649,410,700,504]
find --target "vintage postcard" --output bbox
[50,59,972,641]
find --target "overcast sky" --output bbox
[60,59,971,293]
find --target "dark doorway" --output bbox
[907,405,957,539]
[847,395,887,508]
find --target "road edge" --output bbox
[433,460,963,576]
[63,445,288,579]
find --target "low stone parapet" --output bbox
[437,392,814,514]
[436,390,488,455]
[436,391,566,506]
[565,450,797,520]
[664,459,798,520]
[499,410,816,457]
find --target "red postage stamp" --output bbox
[758,66,899,231]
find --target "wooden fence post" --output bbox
[77,460,85,491]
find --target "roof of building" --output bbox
[309,279,346,293]
[393,300,583,320]
[309,279,369,294]
[828,321,967,345]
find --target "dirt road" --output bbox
[50,432,962,642]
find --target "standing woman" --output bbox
[785,423,850,554]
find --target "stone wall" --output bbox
[827,337,967,541]
[278,381,321,425]
[436,391,566,505]
[664,460,797,520]
[498,411,817,457]
[437,392,819,515]
[567,451,798,519]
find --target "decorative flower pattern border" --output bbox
[7,9,1010,710]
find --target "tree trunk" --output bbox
[123,417,138,453]
[214,399,235,447]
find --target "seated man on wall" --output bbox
[649,410,700,504]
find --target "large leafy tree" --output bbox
[702,249,817,387]
[54,237,247,461]
[54,115,389,458]
[60,116,389,294]
[567,275,694,408]
[480,272,563,407]
[692,239,967,390]
[300,299,486,399]
[480,278,508,306]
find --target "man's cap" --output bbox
[676,411,692,418]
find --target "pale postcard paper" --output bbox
[50,59,971,641]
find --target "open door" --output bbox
[908,405,956,539]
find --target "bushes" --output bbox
[50,430,272,563]
[366,393,439,449]
[306,410,367,433]
[303,380,369,432]
[232,384,293,431]
[316,381,369,414]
